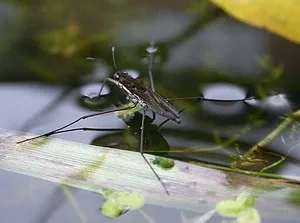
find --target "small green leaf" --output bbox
[238,208,261,223]
[236,191,256,209]
[152,157,175,169]
[216,200,244,217]
[159,159,175,169]
[101,190,145,218]
[116,192,145,210]
[152,157,163,165]
[101,200,123,218]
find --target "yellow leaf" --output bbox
[210,0,300,44]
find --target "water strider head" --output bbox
[114,71,129,80]
[174,117,181,124]
[110,47,181,125]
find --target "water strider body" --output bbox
[107,71,181,124]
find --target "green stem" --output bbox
[244,109,300,158]
[193,161,299,180]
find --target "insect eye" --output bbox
[114,73,120,79]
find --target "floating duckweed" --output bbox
[216,200,245,217]
[238,208,261,223]
[117,192,145,210]
[101,200,123,218]
[216,191,259,220]
[101,190,145,218]
[152,157,175,169]
[236,191,256,209]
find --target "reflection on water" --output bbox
[201,83,248,116]
[261,94,291,115]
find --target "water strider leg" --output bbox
[97,78,109,98]
[142,43,170,194]
[139,109,170,195]
[157,96,255,129]
[17,105,137,144]
[166,95,255,103]
[43,127,125,136]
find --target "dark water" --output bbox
[1,1,300,222]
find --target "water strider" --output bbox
[17,43,252,195]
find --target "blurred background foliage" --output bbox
[1,0,299,89]
[2,0,211,84]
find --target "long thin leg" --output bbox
[139,109,170,195]
[97,78,109,98]
[166,96,255,103]
[157,96,255,129]
[150,111,156,122]
[42,127,125,136]
[17,105,137,143]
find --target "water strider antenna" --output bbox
[146,42,157,92]
[111,46,118,70]
[87,46,118,71]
